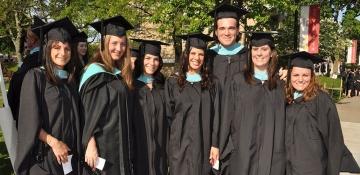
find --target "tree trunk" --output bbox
[172,28,182,64]
[10,10,23,63]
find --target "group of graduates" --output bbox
[341,68,360,97]
[6,3,360,175]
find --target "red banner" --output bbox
[299,5,320,54]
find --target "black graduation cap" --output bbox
[32,17,78,65]
[131,39,169,57]
[73,31,88,43]
[209,3,248,20]
[43,18,78,43]
[177,33,213,50]
[284,51,325,70]
[31,16,46,29]
[131,48,139,58]
[242,31,278,48]
[33,17,78,43]
[30,16,46,37]
[89,15,134,37]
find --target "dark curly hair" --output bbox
[177,42,213,90]
[133,42,165,86]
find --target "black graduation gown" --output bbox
[207,47,248,175]
[133,80,168,175]
[80,69,133,175]
[7,51,41,127]
[165,77,220,175]
[285,91,360,175]
[220,73,286,175]
[15,68,81,175]
[207,47,248,91]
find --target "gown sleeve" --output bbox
[15,69,43,175]
[211,80,221,148]
[164,77,176,125]
[7,71,22,121]
[79,74,110,148]
[340,146,360,173]
[316,92,347,175]
[219,76,235,161]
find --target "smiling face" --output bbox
[50,41,71,69]
[251,45,272,71]
[77,42,87,56]
[290,67,312,91]
[215,18,238,47]
[108,35,127,60]
[188,47,205,73]
[143,54,160,76]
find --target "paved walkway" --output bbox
[337,96,360,175]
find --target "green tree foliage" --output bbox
[132,0,214,61]
[0,37,15,54]
[243,0,358,63]
[0,0,32,61]
[319,18,347,61]
[1,0,359,65]
[342,9,360,39]
[59,0,215,62]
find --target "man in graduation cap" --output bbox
[207,3,248,90]
[7,16,46,128]
[284,51,360,175]
[207,4,251,174]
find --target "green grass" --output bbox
[0,131,14,175]
[0,92,3,107]
[4,62,18,73]
[317,76,342,89]
[317,75,343,102]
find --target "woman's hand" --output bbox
[279,67,288,81]
[209,146,220,166]
[38,129,70,164]
[49,138,71,164]
[85,137,98,171]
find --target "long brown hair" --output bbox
[285,68,321,103]
[133,43,165,86]
[43,40,76,85]
[244,46,278,90]
[177,46,213,90]
[26,28,40,45]
[91,35,133,89]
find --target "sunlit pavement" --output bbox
[337,96,360,175]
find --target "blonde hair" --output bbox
[91,35,133,89]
